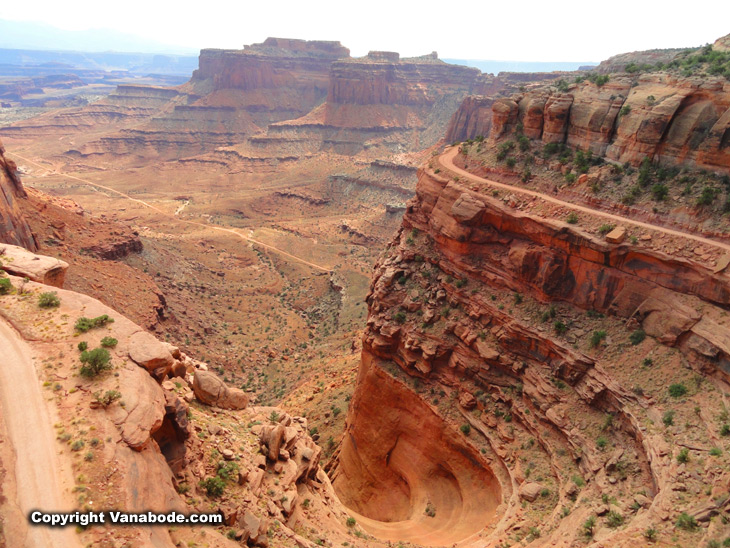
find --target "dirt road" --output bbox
[440,146,730,253]
[0,319,82,548]
[7,151,333,273]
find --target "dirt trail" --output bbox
[7,152,333,273]
[0,319,82,548]
[440,146,730,253]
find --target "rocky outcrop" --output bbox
[193,370,249,410]
[448,73,730,171]
[0,243,67,286]
[0,141,36,250]
[334,161,730,546]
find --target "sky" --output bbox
[1,0,728,62]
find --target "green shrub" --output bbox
[697,186,717,206]
[598,224,615,235]
[79,348,112,378]
[75,315,114,333]
[582,516,596,538]
[38,292,61,308]
[460,423,471,436]
[565,172,577,183]
[596,436,608,450]
[620,105,631,116]
[93,390,121,407]
[662,410,675,426]
[554,320,567,334]
[643,527,657,541]
[676,448,689,463]
[710,447,722,456]
[0,277,12,295]
[651,183,669,201]
[566,212,579,224]
[506,157,517,169]
[589,330,607,348]
[722,424,730,437]
[393,311,407,324]
[71,439,85,451]
[668,383,687,398]
[676,512,698,531]
[200,476,225,497]
[606,511,624,528]
[629,329,646,345]
[77,341,88,352]
[346,517,356,527]
[216,460,239,482]
[100,336,118,348]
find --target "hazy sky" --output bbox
[1,0,728,61]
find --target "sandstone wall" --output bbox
[0,140,36,250]
[446,74,730,172]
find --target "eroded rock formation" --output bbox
[446,74,730,172]
[332,162,730,545]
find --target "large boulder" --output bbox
[128,331,175,378]
[519,482,544,502]
[0,244,68,287]
[192,370,248,410]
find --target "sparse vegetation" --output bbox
[424,502,436,517]
[668,383,688,398]
[38,291,60,308]
[100,336,118,348]
[582,516,596,538]
[676,512,698,531]
[676,447,690,463]
[589,330,607,348]
[566,212,579,224]
[93,390,122,407]
[79,348,112,378]
[606,511,624,528]
[460,423,471,436]
[0,277,11,295]
[629,329,646,345]
[75,315,114,333]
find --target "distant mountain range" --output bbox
[0,19,198,55]
[444,59,597,74]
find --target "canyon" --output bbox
[1,31,730,548]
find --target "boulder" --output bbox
[605,226,626,244]
[519,482,544,502]
[0,244,68,287]
[260,424,286,461]
[192,370,248,410]
[129,331,175,375]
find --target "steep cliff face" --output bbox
[447,73,730,172]
[333,159,730,546]
[0,139,36,250]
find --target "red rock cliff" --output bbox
[332,159,730,546]
[447,73,730,172]
[0,140,36,250]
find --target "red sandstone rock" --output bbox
[192,370,249,410]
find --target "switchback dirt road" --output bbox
[440,146,730,253]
